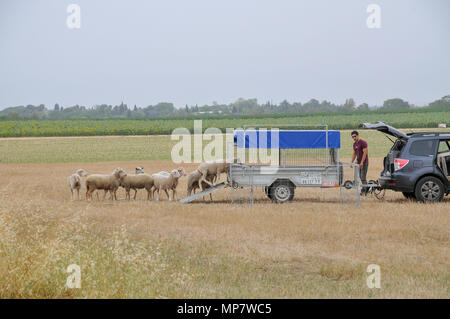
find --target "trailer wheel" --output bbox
[270,181,295,203]
[343,180,353,189]
[265,186,273,200]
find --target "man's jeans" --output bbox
[359,162,368,194]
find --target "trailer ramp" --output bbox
[179,182,227,204]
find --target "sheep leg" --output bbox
[172,188,177,201]
[70,189,74,200]
[150,188,154,200]
[77,188,80,200]
[164,189,170,200]
[86,186,95,201]
[213,173,220,186]
[133,189,138,200]
[198,174,213,192]
[203,174,214,187]
[156,186,161,201]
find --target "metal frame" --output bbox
[241,124,330,167]
[228,125,360,207]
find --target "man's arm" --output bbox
[360,148,368,166]
[351,151,356,163]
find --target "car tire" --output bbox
[414,176,444,203]
[402,192,416,200]
[270,181,295,203]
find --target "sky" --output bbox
[0,0,449,110]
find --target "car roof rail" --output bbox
[407,132,450,137]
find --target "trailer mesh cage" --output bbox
[227,124,361,206]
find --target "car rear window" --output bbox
[409,140,437,156]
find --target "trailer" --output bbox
[179,124,361,205]
[228,125,361,205]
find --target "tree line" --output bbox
[0,96,449,120]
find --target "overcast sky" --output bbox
[0,0,449,109]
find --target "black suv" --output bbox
[360,122,450,202]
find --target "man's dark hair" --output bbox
[351,131,359,136]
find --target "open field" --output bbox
[1,128,449,164]
[0,108,448,137]
[0,160,449,298]
[0,133,449,298]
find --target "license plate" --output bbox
[299,176,322,185]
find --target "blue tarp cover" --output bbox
[234,130,340,149]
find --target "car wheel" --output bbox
[414,176,444,203]
[402,192,416,200]
[270,181,295,203]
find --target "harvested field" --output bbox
[0,156,449,298]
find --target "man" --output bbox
[351,130,369,195]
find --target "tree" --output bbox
[357,103,369,111]
[279,100,291,112]
[343,98,356,110]
[54,103,60,111]
[382,98,410,110]
[428,95,450,108]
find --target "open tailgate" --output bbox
[359,122,409,139]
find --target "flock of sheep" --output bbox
[67,160,234,201]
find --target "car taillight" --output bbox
[394,158,409,171]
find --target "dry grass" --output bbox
[0,160,448,298]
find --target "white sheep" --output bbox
[68,169,88,200]
[152,168,186,201]
[85,168,127,201]
[196,159,237,191]
[186,170,215,201]
[120,172,154,200]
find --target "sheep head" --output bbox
[135,167,144,174]
[177,167,186,177]
[76,169,88,177]
[170,169,182,179]
[113,168,127,179]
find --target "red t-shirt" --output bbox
[353,139,369,164]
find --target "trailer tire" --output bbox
[270,181,295,203]
[265,186,273,200]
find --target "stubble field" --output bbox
[0,130,448,298]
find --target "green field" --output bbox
[1,128,449,164]
[0,109,448,137]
